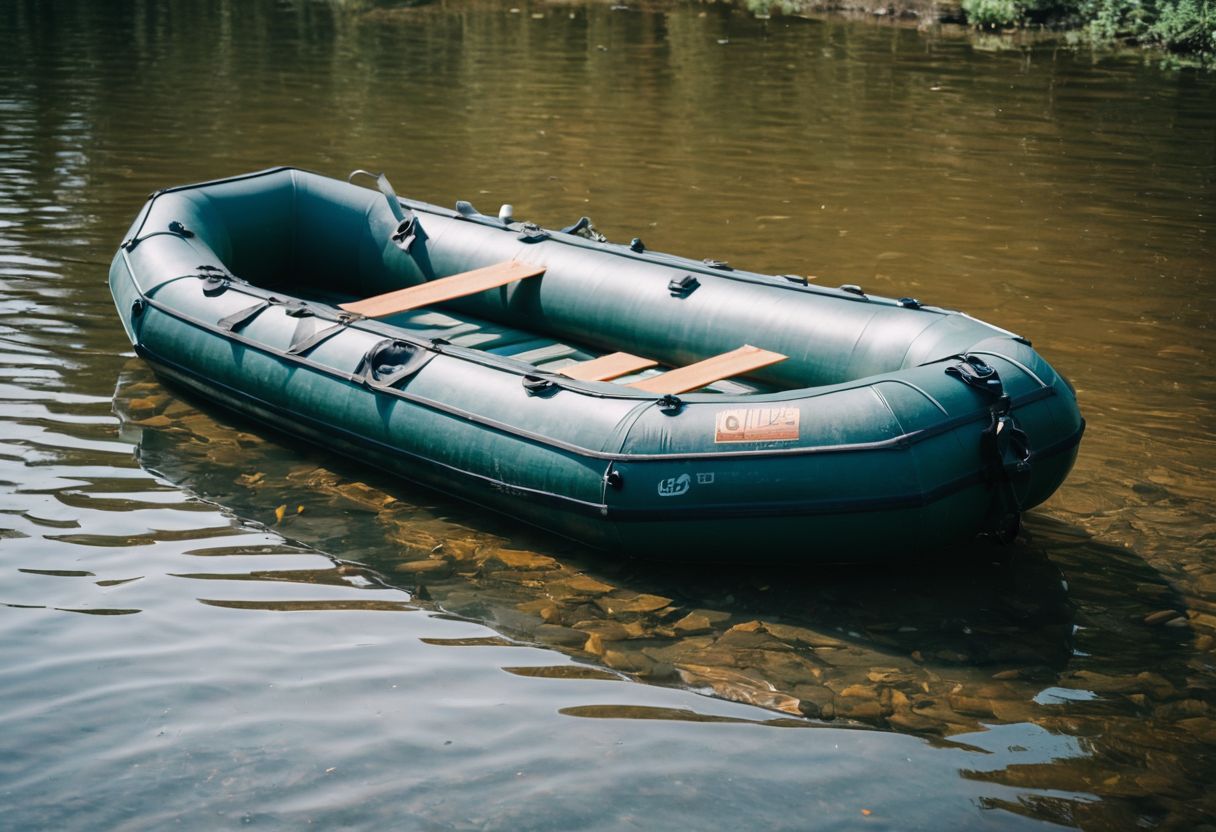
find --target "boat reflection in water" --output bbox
[114,361,1209,829]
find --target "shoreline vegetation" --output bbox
[740,0,1214,61]
[359,0,1214,65]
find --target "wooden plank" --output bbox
[627,345,787,395]
[560,352,659,382]
[339,260,546,318]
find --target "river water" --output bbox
[2,1,1214,829]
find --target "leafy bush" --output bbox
[962,0,1024,26]
[961,0,1214,54]
[1147,0,1215,53]
[1084,0,1150,37]
[743,0,1214,57]
[1081,0,1214,55]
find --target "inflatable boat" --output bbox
[108,167,1083,560]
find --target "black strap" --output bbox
[217,300,271,332]
[287,322,342,355]
[944,354,1033,540]
[982,408,1033,543]
[286,308,366,355]
[945,354,1004,397]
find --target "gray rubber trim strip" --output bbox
[137,295,1062,463]
[137,346,1084,522]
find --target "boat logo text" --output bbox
[657,473,691,497]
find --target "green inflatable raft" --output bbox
[108,167,1083,560]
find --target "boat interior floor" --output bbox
[299,288,779,395]
[382,306,779,395]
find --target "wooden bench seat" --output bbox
[627,345,787,395]
[559,351,658,382]
[340,260,546,318]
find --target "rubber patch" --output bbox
[714,407,800,443]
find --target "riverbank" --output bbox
[743,0,1213,62]
[361,0,1211,64]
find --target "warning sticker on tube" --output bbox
[713,407,800,443]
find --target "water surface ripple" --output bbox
[1,1,1214,829]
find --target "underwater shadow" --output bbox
[113,360,1192,724]
[115,361,1215,827]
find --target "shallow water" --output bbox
[1,1,1214,829]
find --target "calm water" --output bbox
[2,1,1214,829]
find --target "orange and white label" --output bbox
[714,407,800,443]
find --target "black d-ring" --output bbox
[668,274,699,297]
[518,223,550,244]
[391,215,417,252]
[522,374,558,396]
[200,275,230,296]
[657,394,683,415]
[946,355,1004,397]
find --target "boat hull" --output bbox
[109,168,1084,561]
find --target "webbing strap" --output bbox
[287,323,345,356]
[217,300,271,332]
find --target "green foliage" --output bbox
[744,0,1213,57]
[1081,0,1214,55]
[1147,0,1215,53]
[744,0,804,14]
[959,0,1083,29]
[956,0,1213,55]
[1082,0,1141,38]
[962,0,1024,26]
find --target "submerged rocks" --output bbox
[554,574,615,597]
[488,549,560,571]
[394,558,453,578]
[594,593,672,615]
[108,362,1216,831]
[673,609,731,634]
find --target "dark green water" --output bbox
[2,1,1214,829]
